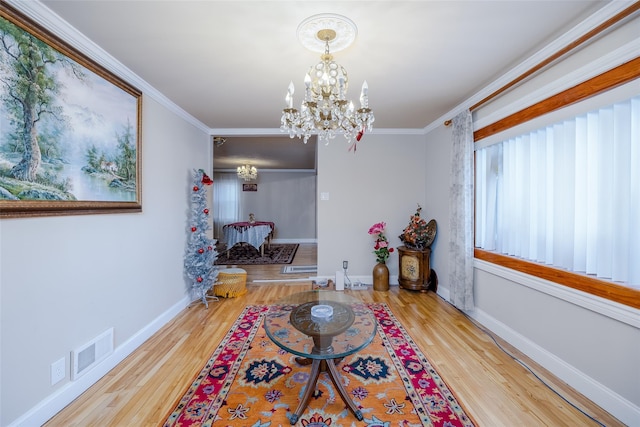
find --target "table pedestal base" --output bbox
[289,357,363,425]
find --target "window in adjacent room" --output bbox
[213,173,240,240]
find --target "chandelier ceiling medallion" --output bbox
[280,14,374,147]
[237,164,257,181]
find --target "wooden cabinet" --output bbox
[397,245,436,292]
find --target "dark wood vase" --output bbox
[397,245,434,292]
[372,262,390,291]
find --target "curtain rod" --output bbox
[443,1,640,127]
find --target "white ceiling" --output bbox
[37,0,608,169]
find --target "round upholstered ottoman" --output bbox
[213,267,247,298]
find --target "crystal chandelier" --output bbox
[281,14,374,146]
[237,164,257,181]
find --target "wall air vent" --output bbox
[71,328,114,380]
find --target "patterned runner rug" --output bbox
[215,243,298,265]
[164,304,475,427]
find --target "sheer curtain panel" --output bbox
[212,173,240,241]
[449,109,475,310]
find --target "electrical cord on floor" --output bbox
[344,268,353,288]
[438,294,607,427]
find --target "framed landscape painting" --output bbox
[0,3,142,218]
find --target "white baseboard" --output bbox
[271,238,317,244]
[313,274,400,287]
[469,307,640,426]
[436,286,450,301]
[8,295,192,427]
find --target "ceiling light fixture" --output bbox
[281,14,374,146]
[237,164,257,181]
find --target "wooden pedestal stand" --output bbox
[397,245,436,292]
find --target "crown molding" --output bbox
[209,127,426,136]
[8,1,631,139]
[6,0,210,134]
[474,40,640,131]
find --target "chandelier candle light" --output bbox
[281,14,374,147]
[237,164,257,181]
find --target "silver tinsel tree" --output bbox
[184,169,218,307]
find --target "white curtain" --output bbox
[449,109,475,310]
[475,95,640,287]
[212,173,240,241]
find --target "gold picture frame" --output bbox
[0,3,142,218]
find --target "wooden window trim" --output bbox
[469,1,640,114]
[472,4,640,310]
[474,56,640,141]
[473,62,640,309]
[475,249,640,310]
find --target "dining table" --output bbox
[222,221,274,256]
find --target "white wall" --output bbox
[0,34,212,427]
[423,125,454,291]
[317,133,428,281]
[239,171,316,241]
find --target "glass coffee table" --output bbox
[264,290,377,424]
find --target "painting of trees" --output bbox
[0,4,141,217]
[0,16,84,182]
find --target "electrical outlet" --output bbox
[343,260,348,270]
[51,357,65,385]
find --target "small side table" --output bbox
[397,245,435,292]
[264,291,376,424]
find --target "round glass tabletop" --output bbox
[263,290,376,360]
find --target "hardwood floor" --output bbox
[45,243,623,426]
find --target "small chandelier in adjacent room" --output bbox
[280,14,374,146]
[237,164,257,181]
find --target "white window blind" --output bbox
[475,94,640,288]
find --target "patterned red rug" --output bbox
[164,303,475,427]
[215,243,298,265]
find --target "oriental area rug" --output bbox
[163,304,475,427]
[215,243,298,265]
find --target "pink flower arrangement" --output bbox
[368,221,394,264]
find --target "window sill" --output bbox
[474,249,640,326]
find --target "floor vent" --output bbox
[281,265,317,274]
[71,328,114,380]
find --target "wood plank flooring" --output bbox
[44,243,623,426]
